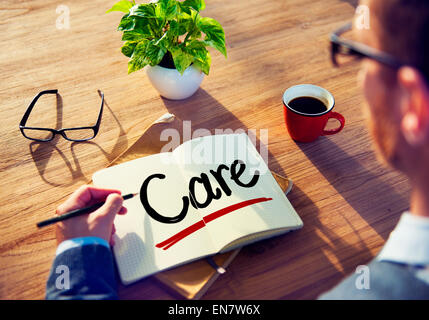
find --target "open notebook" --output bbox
[93,133,303,285]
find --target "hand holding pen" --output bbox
[38,185,131,246]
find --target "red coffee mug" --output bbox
[283,84,345,143]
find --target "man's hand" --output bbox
[55,185,128,246]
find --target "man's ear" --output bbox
[397,67,429,146]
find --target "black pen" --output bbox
[36,193,137,228]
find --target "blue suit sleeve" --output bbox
[46,243,118,300]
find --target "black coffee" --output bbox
[288,96,328,115]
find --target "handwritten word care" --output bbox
[140,160,260,224]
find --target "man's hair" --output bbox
[374,0,429,81]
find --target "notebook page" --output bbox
[172,133,303,253]
[92,153,217,284]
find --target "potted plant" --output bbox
[107,0,227,100]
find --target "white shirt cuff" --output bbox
[56,237,110,256]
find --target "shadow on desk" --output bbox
[29,141,87,186]
[29,97,128,186]
[297,137,409,241]
[284,184,373,298]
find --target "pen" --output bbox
[36,193,137,228]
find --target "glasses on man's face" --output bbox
[19,89,104,142]
[330,22,405,69]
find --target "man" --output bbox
[320,0,429,299]
[47,0,429,299]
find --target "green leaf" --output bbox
[128,59,146,74]
[129,3,157,18]
[176,11,193,33]
[122,28,148,40]
[121,41,138,57]
[179,0,205,13]
[170,47,194,75]
[197,17,227,58]
[184,40,210,75]
[154,30,169,48]
[118,13,136,31]
[181,8,202,43]
[128,40,150,73]
[121,16,154,40]
[193,57,210,75]
[185,40,207,61]
[134,18,155,36]
[169,20,187,36]
[188,29,202,40]
[177,3,190,14]
[203,38,226,57]
[129,4,165,36]
[157,0,177,20]
[146,40,167,66]
[106,0,134,13]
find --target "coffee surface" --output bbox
[288,96,328,115]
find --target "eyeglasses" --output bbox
[330,22,406,69]
[19,89,104,142]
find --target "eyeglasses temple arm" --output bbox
[19,89,58,127]
[94,89,104,131]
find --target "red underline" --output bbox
[155,197,273,250]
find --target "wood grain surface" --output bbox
[0,0,410,299]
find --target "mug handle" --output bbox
[322,112,345,136]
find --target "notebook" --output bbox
[90,114,293,299]
[92,133,303,285]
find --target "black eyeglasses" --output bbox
[330,22,406,69]
[19,89,104,142]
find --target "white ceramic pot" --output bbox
[146,64,204,100]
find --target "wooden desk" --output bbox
[0,0,410,299]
